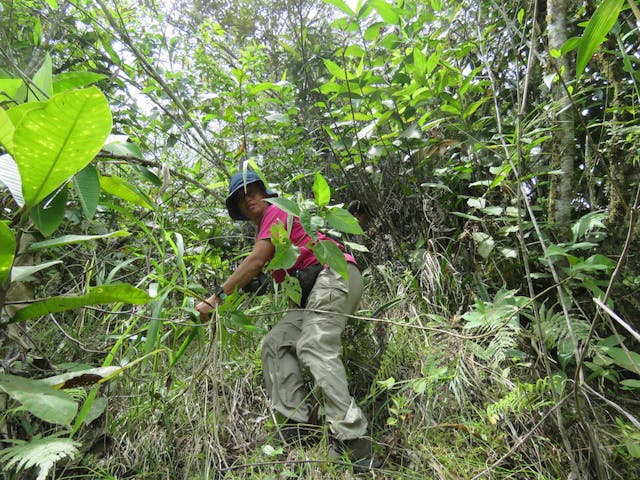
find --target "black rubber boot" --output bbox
[340,437,382,472]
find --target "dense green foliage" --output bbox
[1,0,639,478]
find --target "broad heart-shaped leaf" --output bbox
[73,164,100,219]
[0,221,16,284]
[576,0,624,78]
[312,240,348,280]
[0,373,77,425]
[326,206,363,234]
[30,185,68,237]
[13,86,112,207]
[313,172,331,207]
[0,154,25,206]
[12,283,152,322]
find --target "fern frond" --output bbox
[486,376,558,424]
[0,433,80,480]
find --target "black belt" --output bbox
[292,264,323,307]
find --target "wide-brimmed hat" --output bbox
[225,170,277,220]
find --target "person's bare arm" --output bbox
[196,239,274,320]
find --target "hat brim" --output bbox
[225,181,277,220]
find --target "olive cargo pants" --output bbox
[261,263,368,440]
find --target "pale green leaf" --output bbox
[0,221,15,284]
[323,59,351,81]
[322,0,355,17]
[266,197,301,217]
[53,71,106,94]
[11,261,62,282]
[576,0,624,78]
[29,230,129,251]
[100,175,154,209]
[13,87,112,207]
[0,434,80,480]
[472,232,495,258]
[0,106,15,153]
[102,135,143,158]
[0,374,77,425]
[73,164,100,219]
[28,53,52,101]
[83,396,108,425]
[326,207,363,234]
[370,0,399,23]
[343,240,369,252]
[0,78,24,104]
[40,366,122,388]
[0,155,24,206]
[12,283,152,322]
[313,172,331,207]
[602,346,640,375]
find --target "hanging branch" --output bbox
[93,0,226,176]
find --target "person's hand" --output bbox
[196,295,221,321]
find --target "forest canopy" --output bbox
[1,0,639,478]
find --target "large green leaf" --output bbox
[576,0,624,78]
[100,175,154,209]
[326,206,363,234]
[268,223,300,270]
[30,186,68,236]
[370,0,400,24]
[73,164,100,219]
[29,230,129,251]
[13,86,112,207]
[312,240,348,280]
[12,283,152,322]
[53,71,106,94]
[313,172,331,207]
[0,373,77,425]
[102,134,143,158]
[266,197,301,217]
[0,221,15,284]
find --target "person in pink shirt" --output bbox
[196,170,379,471]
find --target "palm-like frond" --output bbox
[0,433,80,480]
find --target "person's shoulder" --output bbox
[261,203,287,225]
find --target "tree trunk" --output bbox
[546,0,576,240]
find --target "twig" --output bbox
[49,314,104,354]
[593,298,640,344]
